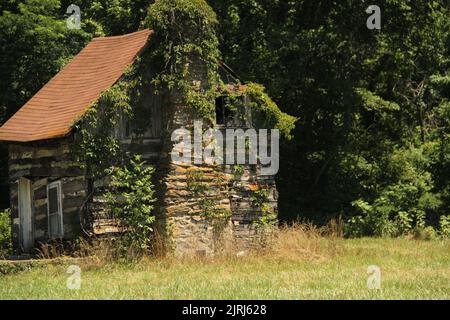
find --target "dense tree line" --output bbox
[1,0,449,236]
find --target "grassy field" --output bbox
[0,228,449,300]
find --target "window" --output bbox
[47,181,63,238]
[215,96,232,125]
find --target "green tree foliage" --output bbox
[439,215,450,237]
[209,0,450,235]
[60,0,151,36]
[346,145,442,237]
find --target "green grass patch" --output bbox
[0,237,448,300]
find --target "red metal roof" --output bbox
[0,29,153,142]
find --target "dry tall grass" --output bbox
[34,220,347,268]
[264,222,342,262]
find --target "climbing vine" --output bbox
[244,83,297,140]
[218,83,298,139]
[71,82,130,178]
[70,55,152,179]
[233,164,245,177]
[186,168,232,230]
[251,186,277,230]
[145,0,221,122]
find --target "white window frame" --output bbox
[47,181,63,239]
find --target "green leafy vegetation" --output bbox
[0,209,11,257]
[244,83,297,140]
[105,155,156,256]
[145,0,221,121]
[144,0,295,132]
[345,144,443,237]
[439,215,450,237]
[70,57,151,179]
[251,186,277,229]
[71,81,131,179]
[186,169,232,229]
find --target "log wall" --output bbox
[8,137,87,252]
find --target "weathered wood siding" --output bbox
[8,137,87,252]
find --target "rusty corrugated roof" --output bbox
[0,29,153,142]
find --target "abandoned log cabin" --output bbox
[0,29,278,255]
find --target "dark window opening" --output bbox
[215,96,232,125]
[48,187,58,214]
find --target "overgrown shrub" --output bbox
[0,209,11,257]
[345,145,442,237]
[439,215,450,237]
[105,155,156,258]
[413,226,438,241]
